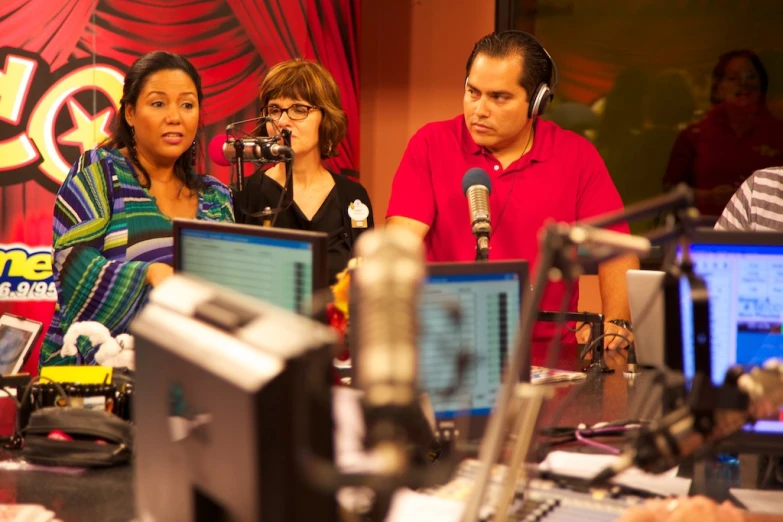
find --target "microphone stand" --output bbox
[271,129,294,227]
[226,115,270,221]
[536,311,611,373]
[475,235,489,262]
[233,138,245,194]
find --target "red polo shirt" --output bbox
[387,115,629,340]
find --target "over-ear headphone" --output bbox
[527,42,559,120]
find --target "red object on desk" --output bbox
[47,430,72,441]
[0,400,16,440]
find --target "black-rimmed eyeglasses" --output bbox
[261,104,319,121]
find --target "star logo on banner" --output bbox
[57,99,114,153]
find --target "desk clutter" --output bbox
[0,368,134,468]
[387,458,646,522]
[19,378,134,423]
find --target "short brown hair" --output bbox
[260,59,346,159]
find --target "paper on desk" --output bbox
[385,488,464,522]
[730,488,783,515]
[539,451,692,497]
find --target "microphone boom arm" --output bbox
[461,185,702,522]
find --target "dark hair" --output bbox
[260,59,347,159]
[710,50,768,105]
[596,68,650,148]
[465,30,553,102]
[647,70,696,126]
[104,51,204,191]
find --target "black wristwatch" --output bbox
[607,318,633,332]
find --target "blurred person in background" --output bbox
[664,50,783,218]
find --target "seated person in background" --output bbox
[386,30,638,349]
[40,51,234,367]
[238,59,373,284]
[715,166,783,231]
[664,50,783,218]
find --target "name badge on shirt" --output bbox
[348,200,369,228]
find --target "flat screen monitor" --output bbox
[418,260,528,438]
[678,230,783,451]
[173,220,328,315]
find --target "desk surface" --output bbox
[0,454,133,522]
[0,346,759,521]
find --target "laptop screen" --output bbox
[679,231,783,434]
[173,220,328,315]
[418,261,527,420]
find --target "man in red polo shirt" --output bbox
[386,30,638,349]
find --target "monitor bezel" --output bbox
[172,219,330,303]
[689,229,783,247]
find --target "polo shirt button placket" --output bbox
[493,165,500,171]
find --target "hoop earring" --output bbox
[130,126,137,158]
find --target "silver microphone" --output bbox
[353,228,425,456]
[462,168,492,259]
[221,137,293,163]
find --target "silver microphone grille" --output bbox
[354,227,425,408]
[467,185,491,230]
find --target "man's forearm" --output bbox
[598,253,640,320]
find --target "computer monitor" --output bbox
[173,220,328,315]
[132,275,338,522]
[418,261,528,439]
[678,230,783,451]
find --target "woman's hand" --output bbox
[145,263,174,288]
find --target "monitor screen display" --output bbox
[174,221,327,315]
[681,243,783,384]
[679,232,783,437]
[418,261,527,420]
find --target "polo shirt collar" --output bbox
[458,115,556,164]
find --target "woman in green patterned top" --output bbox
[40,51,234,367]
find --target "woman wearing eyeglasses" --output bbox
[238,59,373,284]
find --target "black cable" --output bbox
[0,376,71,450]
[270,159,295,227]
[493,123,534,236]
[563,321,591,334]
[578,332,634,360]
[540,418,648,438]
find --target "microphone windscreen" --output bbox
[208,135,231,167]
[462,167,492,195]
